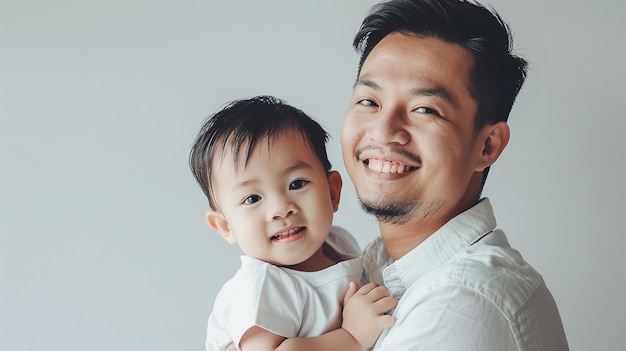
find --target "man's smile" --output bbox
[365,159,417,174]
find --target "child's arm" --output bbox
[237,282,397,351]
[239,326,359,351]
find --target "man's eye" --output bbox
[289,179,308,190]
[357,99,378,107]
[415,106,440,116]
[243,195,261,205]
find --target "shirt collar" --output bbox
[378,198,497,298]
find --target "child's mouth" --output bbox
[271,227,305,241]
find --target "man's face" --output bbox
[341,33,485,229]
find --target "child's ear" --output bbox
[205,210,237,244]
[474,121,510,172]
[327,171,343,212]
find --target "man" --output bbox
[341,0,569,349]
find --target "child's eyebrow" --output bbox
[235,178,258,188]
[234,161,315,188]
[285,161,314,173]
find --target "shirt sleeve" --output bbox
[374,285,517,351]
[328,226,362,257]
[210,258,305,349]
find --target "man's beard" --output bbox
[359,196,444,226]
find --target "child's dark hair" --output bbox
[189,95,332,210]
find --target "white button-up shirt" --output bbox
[364,198,569,351]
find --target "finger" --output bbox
[374,295,398,312]
[343,281,359,305]
[364,285,393,301]
[377,315,396,329]
[355,282,379,295]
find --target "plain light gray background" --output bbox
[2,0,625,350]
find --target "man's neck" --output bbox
[379,198,481,260]
[379,221,440,260]
[378,184,484,260]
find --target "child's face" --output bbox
[206,130,342,267]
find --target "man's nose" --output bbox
[368,107,410,145]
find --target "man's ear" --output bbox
[206,210,237,244]
[474,121,510,172]
[327,171,343,213]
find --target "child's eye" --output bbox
[289,179,309,190]
[243,194,262,205]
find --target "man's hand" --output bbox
[341,281,397,349]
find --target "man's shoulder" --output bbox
[431,230,547,316]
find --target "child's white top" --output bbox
[205,226,363,351]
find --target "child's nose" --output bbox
[268,199,297,221]
[272,209,294,220]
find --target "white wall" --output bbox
[2,0,624,350]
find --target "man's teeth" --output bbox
[367,159,413,174]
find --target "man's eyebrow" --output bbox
[354,78,381,90]
[355,79,458,108]
[408,86,459,109]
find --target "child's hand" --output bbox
[341,281,397,350]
